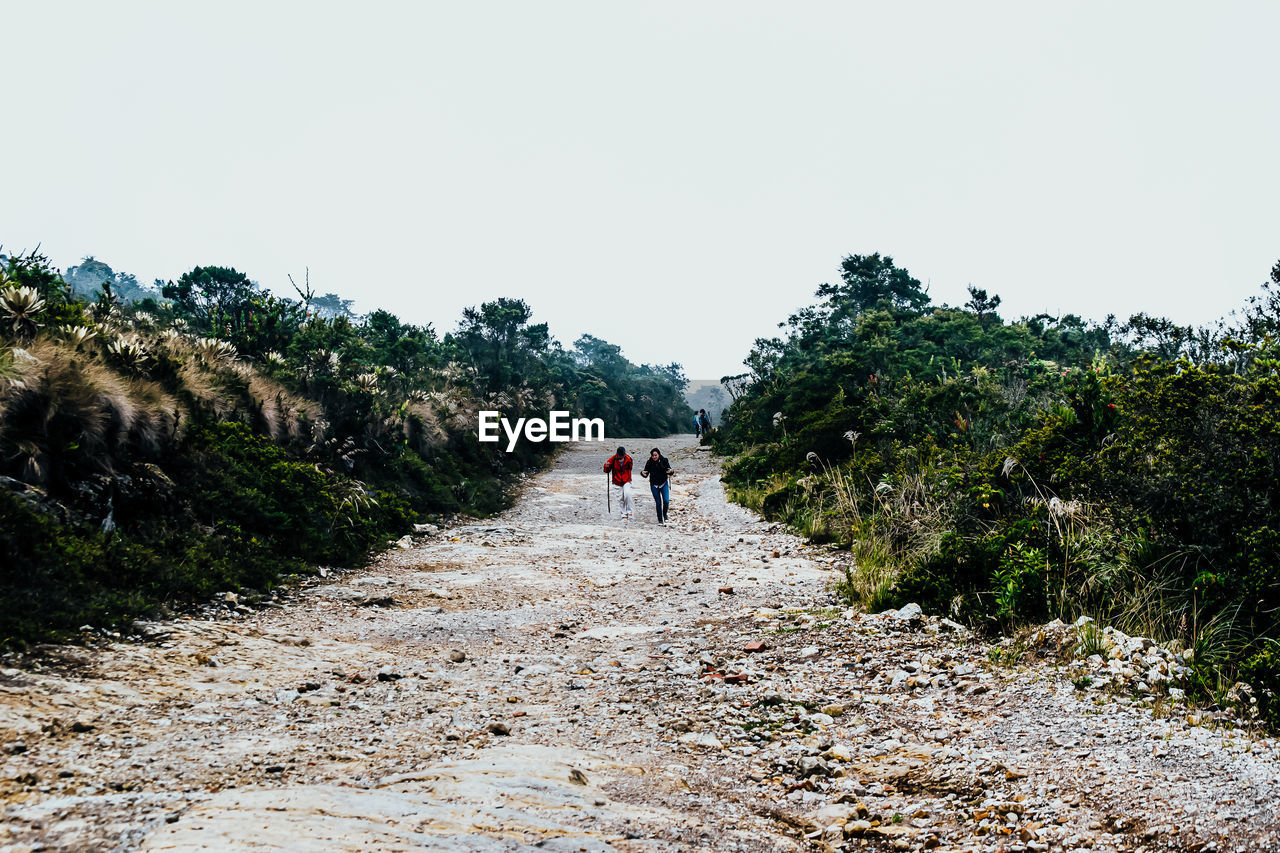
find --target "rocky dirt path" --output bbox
[2,436,1279,852]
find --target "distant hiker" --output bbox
[641,447,673,524]
[603,446,634,520]
[693,411,703,438]
[698,409,712,436]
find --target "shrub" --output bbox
[994,543,1047,626]
[176,421,412,568]
[1240,643,1280,729]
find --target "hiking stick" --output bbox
[606,470,611,514]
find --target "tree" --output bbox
[1122,312,1193,361]
[815,253,931,321]
[964,285,1002,328]
[362,309,438,376]
[1231,260,1280,345]
[162,265,262,334]
[311,292,356,320]
[451,298,551,395]
[573,335,627,379]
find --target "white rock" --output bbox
[678,732,723,749]
[893,603,923,621]
[515,663,553,677]
[810,803,859,826]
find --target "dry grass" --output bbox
[245,371,319,442]
[801,457,952,613]
[0,329,326,487]
[0,340,180,482]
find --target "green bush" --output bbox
[0,421,416,645]
[993,543,1047,626]
[1240,644,1280,729]
[716,253,1280,724]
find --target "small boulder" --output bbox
[678,732,724,749]
[825,743,853,762]
[845,820,873,836]
[796,755,832,778]
[893,603,923,621]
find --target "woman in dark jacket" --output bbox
[641,447,673,524]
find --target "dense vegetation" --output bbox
[713,253,1280,726]
[0,251,691,645]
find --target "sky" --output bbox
[4,2,1278,379]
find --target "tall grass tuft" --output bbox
[750,453,955,613]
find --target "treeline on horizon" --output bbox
[712,253,1280,727]
[0,249,692,644]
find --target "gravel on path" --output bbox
[2,435,1278,852]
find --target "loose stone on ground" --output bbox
[1,436,1278,851]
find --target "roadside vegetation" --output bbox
[713,253,1280,727]
[0,250,692,645]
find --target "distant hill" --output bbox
[684,379,729,426]
[63,256,158,303]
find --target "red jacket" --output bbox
[604,454,632,486]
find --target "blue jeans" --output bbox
[650,481,669,523]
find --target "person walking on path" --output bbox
[698,409,712,436]
[641,447,673,524]
[603,446,634,520]
[693,411,703,438]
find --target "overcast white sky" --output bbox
[4,2,1278,379]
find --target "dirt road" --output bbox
[2,436,1278,851]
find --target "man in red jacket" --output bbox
[603,446,634,520]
